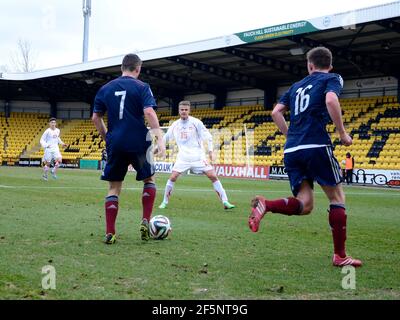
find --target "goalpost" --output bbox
[150,125,255,168]
[243,123,253,169]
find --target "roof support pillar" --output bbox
[4,100,10,118]
[214,90,227,110]
[264,85,277,110]
[50,99,57,119]
[89,101,94,117]
[397,74,400,104]
[171,94,184,116]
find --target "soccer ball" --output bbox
[149,215,172,240]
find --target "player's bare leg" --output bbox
[248,180,309,232]
[321,184,362,267]
[159,171,180,209]
[205,169,235,210]
[42,161,49,181]
[51,158,62,179]
[141,175,157,241]
[104,181,122,244]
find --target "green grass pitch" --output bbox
[0,166,399,299]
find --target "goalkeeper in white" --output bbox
[40,118,67,180]
[159,101,235,210]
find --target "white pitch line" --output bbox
[0,184,399,196]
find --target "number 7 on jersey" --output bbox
[115,90,127,119]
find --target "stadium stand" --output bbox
[156,96,400,169]
[1,96,399,170]
[0,112,49,165]
[0,112,5,164]
[1,3,398,174]
[29,118,107,161]
[334,96,399,169]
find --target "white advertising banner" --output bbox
[149,163,399,187]
[269,166,289,179]
[352,169,400,187]
[213,165,270,180]
[151,162,270,179]
[127,162,174,173]
[268,166,400,187]
[154,162,174,173]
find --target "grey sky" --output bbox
[0,0,396,72]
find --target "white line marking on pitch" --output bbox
[0,184,399,196]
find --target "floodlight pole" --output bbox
[82,0,91,62]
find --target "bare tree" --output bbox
[0,65,9,73]
[10,38,37,72]
[0,65,8,78]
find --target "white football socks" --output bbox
[163,179,175,204]
[213,180,228,202]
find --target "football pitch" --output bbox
[0,166,399,300]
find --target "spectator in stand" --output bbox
[345,152,355,185]
[341,159,346,183]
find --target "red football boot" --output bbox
[333,254,363,267]
[248,195,268,232]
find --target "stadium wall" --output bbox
[3,76,398,116]
[9,100,50,114]
[184,93,216,109]
[341,76,398,98]
[3,101,91,119]
[167,90,266,109]
[57,102,91,119]
[152,161,400,187]
[277,76,398,99]
[181,76,398,108]
[226,89,265,106]
[157,100,170,109]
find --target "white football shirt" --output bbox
[40,128,64,152]
[164,116,213,162]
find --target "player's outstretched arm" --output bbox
[40,129,48,149]
[92,112,107,141]
[271,103,289,136]
[58,136,67,148]
[208,150,215,163]
[162,124,173,145]
[326,92,352,146]
[144,107,165,158]
[197,120,214,158]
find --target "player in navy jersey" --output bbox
[92,53,165,244]
[248,47,362,267]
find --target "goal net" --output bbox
[152,125,255,168]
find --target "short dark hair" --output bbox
[121,53,142,72]
[306,47,332,69]
[178,101,191,107]
[49,117,56,122]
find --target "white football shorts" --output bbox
[172,158,213,174]
[43,148,62,163]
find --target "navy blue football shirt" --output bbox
[93,76,157,152]
[279,72,343,151]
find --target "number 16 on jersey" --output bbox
[294,85,313,115]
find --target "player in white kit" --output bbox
[159,101,235,210]
[40,118,67,180]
